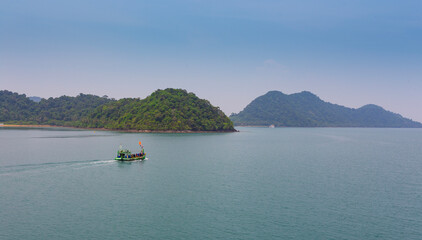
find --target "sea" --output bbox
[0,127,421,240]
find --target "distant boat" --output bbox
[115,141,146,161]
[269,124,275,128]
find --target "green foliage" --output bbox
[0,90,36,121]
[81,89,235,131]
[230,90,422,128]
[0,90,112,126]
[0,89,235,131]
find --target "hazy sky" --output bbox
[1,0,421,121]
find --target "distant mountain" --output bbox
[80,88,234,131]
[28,96,42,102]
[230,91,422,128]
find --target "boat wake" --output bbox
[0,159,116,176]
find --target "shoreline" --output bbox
[0,124,238,133]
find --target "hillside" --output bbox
[0,89,235,132]
[79,89,235,131]
[230,91,422,128]
[0,90,113,126]
[0,90,38,122]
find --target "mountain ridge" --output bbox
[230,90,421,128]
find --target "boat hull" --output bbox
[115,155,146,161]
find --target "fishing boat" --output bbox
[115,141,146,161]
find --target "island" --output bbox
[0,89,236,132]
[230,90,422,128]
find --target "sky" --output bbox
[1,0,421,121]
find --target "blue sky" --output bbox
[1,0,421,121]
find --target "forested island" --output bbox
[230,90,422,128]
[3,88,420,130]
[0,89,235,132]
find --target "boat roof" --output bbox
[118,149,131,154]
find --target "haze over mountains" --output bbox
[230,91,422,128]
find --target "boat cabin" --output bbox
[117,149,131,159]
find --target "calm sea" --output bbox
[0,127,421,239]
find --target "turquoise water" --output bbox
[1,127,421,239]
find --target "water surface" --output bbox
[1,127,421,239]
